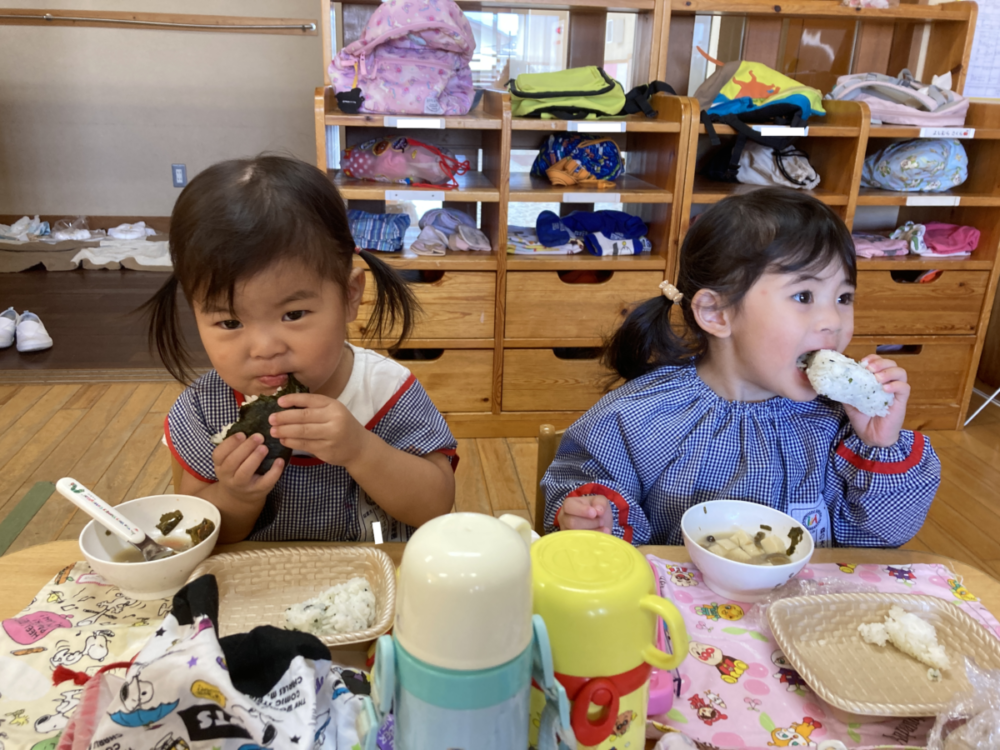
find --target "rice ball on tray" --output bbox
[285,577,376,636]
[801,349,894,418]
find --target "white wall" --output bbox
[0,0,324,215]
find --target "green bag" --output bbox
[508,66,626,120]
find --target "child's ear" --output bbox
[345,268,366,323]
[690,289,731,338]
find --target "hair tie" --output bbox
[659,280,684,303]
[354,246,362,255]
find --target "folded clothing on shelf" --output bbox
[535,209,651,256]
[506,225,584,255]
[851,232,909,258]
[349,210,411,253]
[923,221,980,256]
[409,208,491,255]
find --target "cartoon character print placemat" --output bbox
[0,562,165,750]
[646,557,1000,750]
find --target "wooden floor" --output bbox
[1,382,999,578]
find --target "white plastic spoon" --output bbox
[56,477,177,561]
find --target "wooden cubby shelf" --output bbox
[317,0,995,434]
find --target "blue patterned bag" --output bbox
[860,138,968,193]
[530,134,624,188]
[349,210,411,253]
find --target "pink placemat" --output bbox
[646,557,999,749]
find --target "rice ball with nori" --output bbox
[801,349,894,417]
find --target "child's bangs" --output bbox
[186,221,345,315]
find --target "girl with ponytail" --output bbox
[145,155,455,543]
[542,188,940,548]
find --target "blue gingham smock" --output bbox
[541,364,941,547]
[165,346,457,543]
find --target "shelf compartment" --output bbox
[697,123,860,138]
[856,189,1000,208]
[349,270,496,342]
[512,116,681,134]
[690,176,849,205]
[332,170,500,202]
[867,103,1000,141]
[502,349,613,412]
[868,126,1000,141]
[505,253,667,270]
[508,173,671,203]
[505,269,661,339]
[326,109,502,130]
[381,348,495,413]
[857,256,993,272]
[354,247,497,271]
[854,270,990,336]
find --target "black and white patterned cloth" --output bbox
[541,364,940,548]
[166,345,457,542]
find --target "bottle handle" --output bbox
[531,615,576,750]
[639,595,689,671]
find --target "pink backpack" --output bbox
[329,0,476,116]
[827,69,968,127]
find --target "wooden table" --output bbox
[2,541,999,621]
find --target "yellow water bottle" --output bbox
[529,531,688,749]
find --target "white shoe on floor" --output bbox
[0,307,16,349]
[15,310,53,352]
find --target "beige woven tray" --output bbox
[768,592,1000,717]
[188,545,395,651]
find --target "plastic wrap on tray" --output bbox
[928,657,1000,749]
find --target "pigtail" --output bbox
[140,275,194,384]
[602,295,696,381]
[356,249,420,349]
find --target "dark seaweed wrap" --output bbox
[225,374,309,474]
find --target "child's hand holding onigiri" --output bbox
[805,351,910,448]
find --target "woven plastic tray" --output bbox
[188,545,395,651]
[768,592,1000,717]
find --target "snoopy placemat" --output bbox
[0,562,165,750]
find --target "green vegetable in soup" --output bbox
[225,374,309,474]
[157,510,183,536]
[787,527,804,556]
[186,518,216,546]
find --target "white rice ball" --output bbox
[285,577,376,636]
[803,349,894,417]
[858,605,950,671]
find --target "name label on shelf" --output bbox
[905,195,961,206]
[384,117,445,129]
[568,121,627,133]
[919,127,975,139]
[563,193,620,203]
[752,125,809,137]
[386,190,445,202]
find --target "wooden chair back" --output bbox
[171,455,183,494]
[534,424,563,535]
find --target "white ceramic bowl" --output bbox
[681,500,814,603]
[79,494,221,600]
